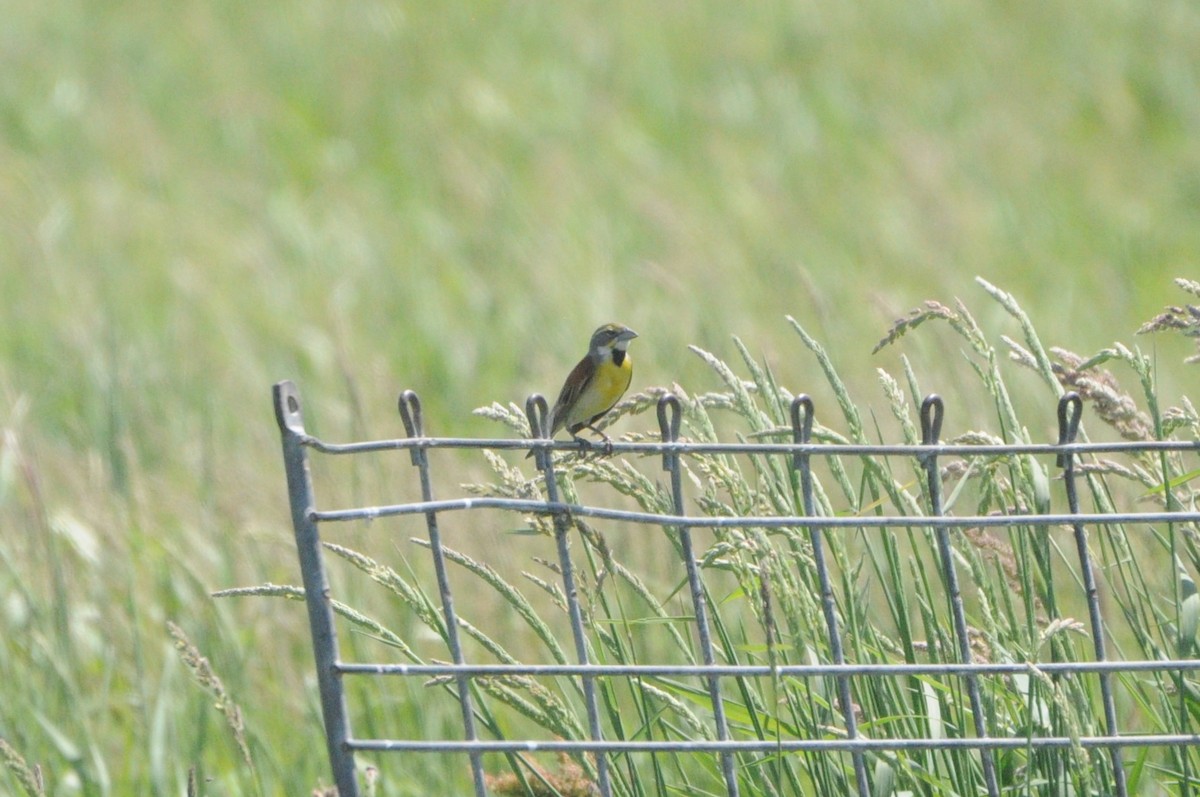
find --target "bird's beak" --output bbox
[618,328,638,342]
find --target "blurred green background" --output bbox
[2,0,1198,793]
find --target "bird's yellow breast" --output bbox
[565,354,632,429]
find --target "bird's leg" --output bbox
[585,425,614,457]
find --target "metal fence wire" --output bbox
[272,380,1200,797]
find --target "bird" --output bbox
[528,323,638,457]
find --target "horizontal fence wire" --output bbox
[272,381,1200,797]
[311,499,1200,528]
[345,736,1200,754]
[338,660,1200,677]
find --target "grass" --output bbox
[2,0,1200,793]
[255,280,1200,795]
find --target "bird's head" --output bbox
[589,323,638,356]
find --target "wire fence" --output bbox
[272,380,1200,797]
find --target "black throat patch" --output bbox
[612,349,627,367]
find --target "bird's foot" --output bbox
[569,431,614,458]
[586,427,614,457]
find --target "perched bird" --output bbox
[529,323,638,456]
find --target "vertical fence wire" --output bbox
[658,396,740,796]
[919,395,1001,797]
[273,381,359,797]
[1057,392,1128,796]
[791,396,871,797]
[526,395,613,797]
[399,391,489,797]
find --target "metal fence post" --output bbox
[792,396,871,796]
[526,395,613,797]
[398,390,489,797]
[1058,392,1128,796]
[658,395,740,796]
[920,395,1000,797]
[273,380,358,797]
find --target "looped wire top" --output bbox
[790,395,814,469]
[657,394,682,471]
[525,394,550,439]
[920,394,944,446]
[919,394,944,468]
[398,390,425,465]
[1057,391,1084,467]
[399,390,424,437]
[524,394,551,467]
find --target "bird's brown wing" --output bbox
[548,354,596,436]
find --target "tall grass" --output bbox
[3,0,1200,793]
[218,280,1200,795]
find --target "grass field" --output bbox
[2,0,1200,794]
